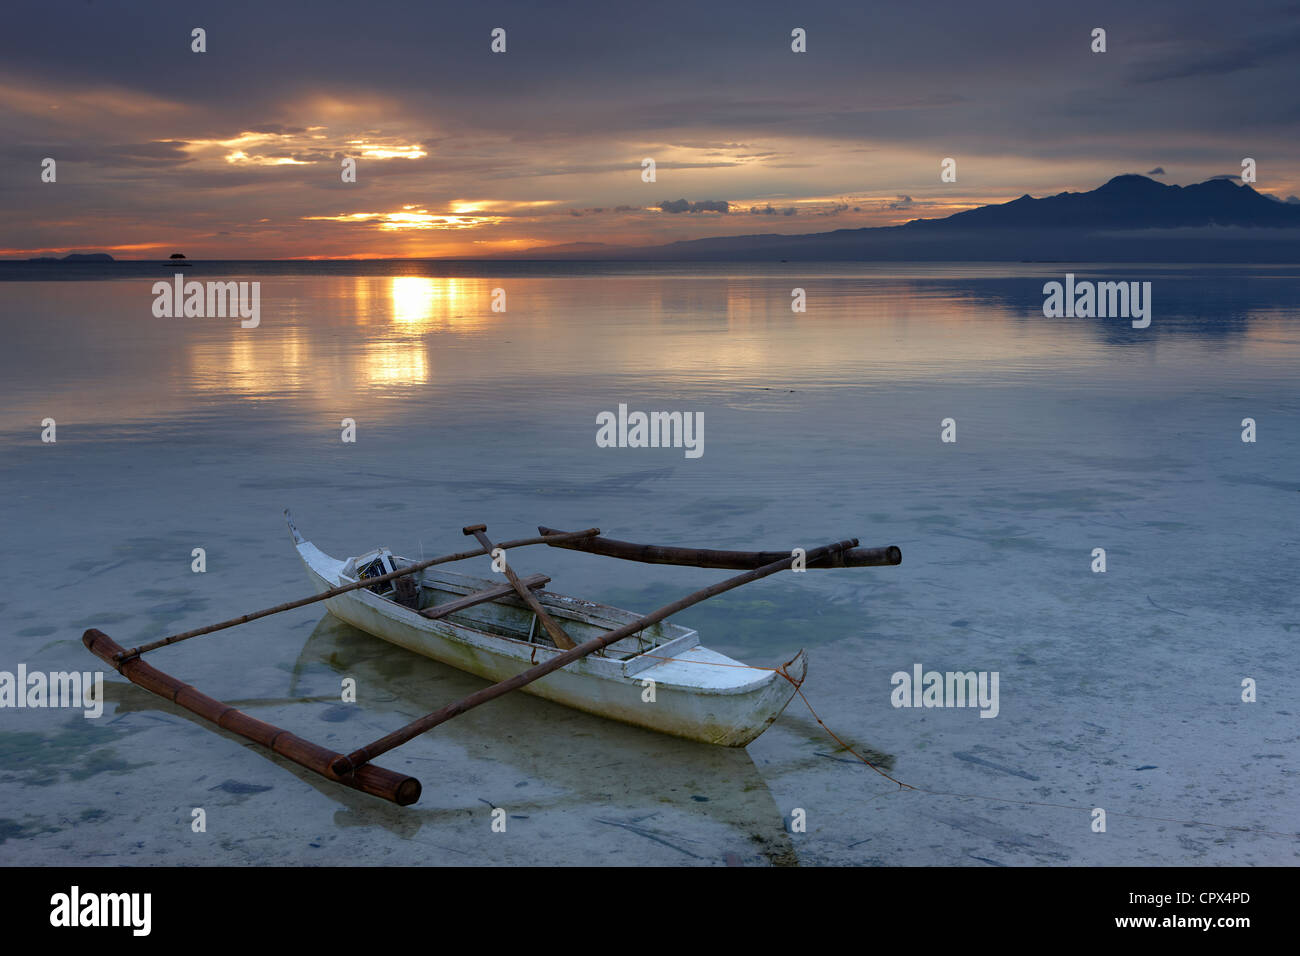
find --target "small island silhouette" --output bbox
[26,252,115,263]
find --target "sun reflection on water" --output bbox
[389,276,468,329]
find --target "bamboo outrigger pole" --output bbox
[330,537,859,778]
[539,526,902,570]
[113,525,601,663]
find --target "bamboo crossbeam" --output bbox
[114,525,600,663]
[331,537,859,776]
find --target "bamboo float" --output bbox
[538,526,901,569]
[83,628,422,805]
[330,537,858,777]
[114,523,600,663]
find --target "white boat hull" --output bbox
[294,536,805,747]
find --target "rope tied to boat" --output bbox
[772,657,916,791]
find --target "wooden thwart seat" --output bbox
[463,525,578,650]
[419,573,550,621]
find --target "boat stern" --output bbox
[721,647,806,747]
[779,648,807,688]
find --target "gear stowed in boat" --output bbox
[82,514,901,806]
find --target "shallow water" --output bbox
[0,262,1296,865]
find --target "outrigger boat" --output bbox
[83,515,900,806]
[292,519,806,748]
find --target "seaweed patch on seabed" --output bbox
[0,716,153,787]
[0,816,61,845]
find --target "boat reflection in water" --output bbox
[286,613,800,865]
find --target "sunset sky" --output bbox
[3,0,1298,259]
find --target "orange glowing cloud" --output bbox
[181,127,427,167]
[303,206,507,231]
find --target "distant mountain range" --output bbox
[510,176,1300,262]
[907,175,1300,230]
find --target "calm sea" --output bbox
[0,261,1295,865]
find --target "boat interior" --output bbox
[342,548,697,663]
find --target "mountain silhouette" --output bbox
[507,176,1300,262]
[905,175,1300,231]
